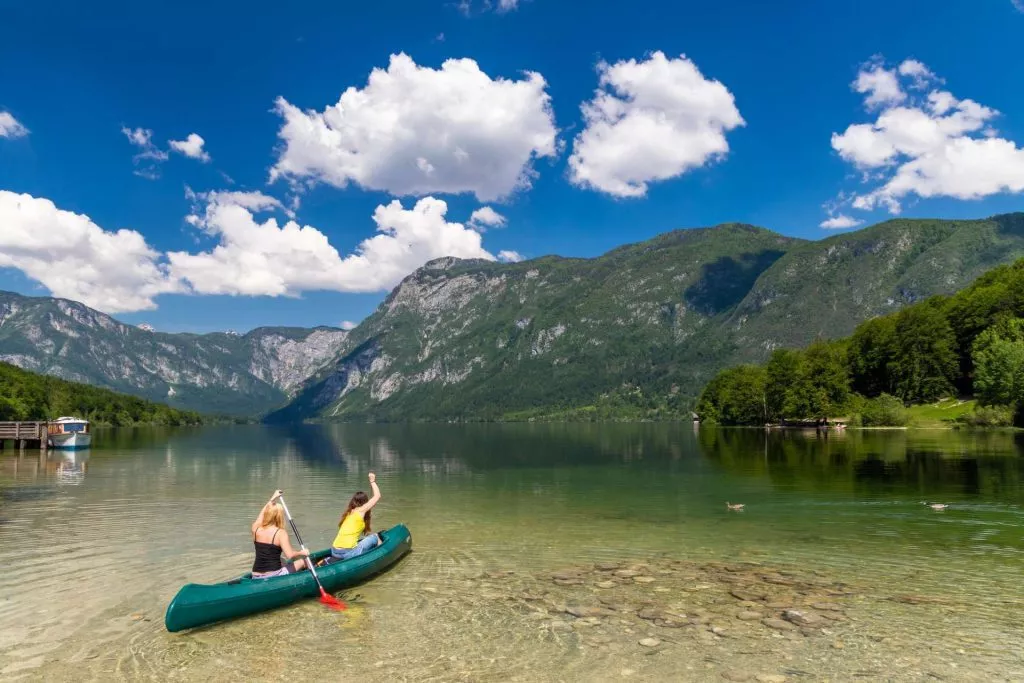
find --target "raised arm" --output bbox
[251,489,283,534]
[356,473,381,514]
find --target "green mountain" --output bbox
[0,292,348,416]
[0,361,206,426]
[269,213,1024,422]
[726,213,1024,362]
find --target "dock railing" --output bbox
[0,421,49,450]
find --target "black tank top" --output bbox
[252,528,283,573]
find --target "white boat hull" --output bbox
[49,432,92,450]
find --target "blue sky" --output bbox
[1,0,1022,333]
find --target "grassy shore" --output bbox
[905,398,977,428]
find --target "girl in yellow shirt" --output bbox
[330,472,382,561]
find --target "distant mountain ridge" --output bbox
[268,213,1024,422]
[0,292,348,415]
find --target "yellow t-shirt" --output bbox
[332,512,364,549]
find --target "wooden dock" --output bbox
[0,421,49,450]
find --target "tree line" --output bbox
[0,362,209,427]
[697,258,1024,426]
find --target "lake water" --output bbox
[1,424,1023,681]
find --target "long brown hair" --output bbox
[338,491,371,533]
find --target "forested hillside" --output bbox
[697,257,1024,427]
[0,361,208,426]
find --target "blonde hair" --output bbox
[261,502,285,530]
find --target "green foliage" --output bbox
[765,349,801,420]
[0,362,209,427]
[888,301,959,402]
[696,365,767,425]
[958,404,1015,427]
[860,393,909,427]
[848,316,897,396]
[783,341,851,420]
[972,321,1024,408]
[700,253,1024,426]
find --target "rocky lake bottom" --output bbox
[2,424,1023,681]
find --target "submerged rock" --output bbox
[566,605,614,618]
[762,618,797,632]
[782,610,824,627]
[638,637,661,648]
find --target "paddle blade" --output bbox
[319,589,347,610]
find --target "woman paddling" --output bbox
[331,473,382,561]
[251,489,310,579]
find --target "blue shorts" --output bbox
[330,533,380,560]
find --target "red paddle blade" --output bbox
[319,589,347,610]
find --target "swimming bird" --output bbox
[726,502,745,511]
[922,502,949,511]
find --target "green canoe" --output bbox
[164,523,412,632]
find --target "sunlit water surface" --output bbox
[1,424,1023,681]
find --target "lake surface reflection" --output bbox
[1,424,1022,680]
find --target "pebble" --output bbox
[756,675,787,683]
[762,618,797,632]
[832,640,845,649]
[547,620,572,632]
[737,611,764,621]
[596,562,622,571]
[721,671,754,682]
[615,569,642,578]
[711,626,727,637]
[566,605,613,618]
[811,602,843,611]
[633,576,656,584]
[596,580,617,589]
[638,637,661,648]
[782,609,824,627]
[730,589,765,602]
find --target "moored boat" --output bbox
[47,417,91,450]
[164,523,412,632]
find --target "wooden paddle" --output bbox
[277,494,346,610]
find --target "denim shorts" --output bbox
[330,533,380,560]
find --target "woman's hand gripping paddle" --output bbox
[277,494,346,610]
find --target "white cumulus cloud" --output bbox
[568,51,744,198]
[497,249,523,262]
[819,214,863,230]
[852,62,906,109]
[169,133,211,162]
[168,192,496,296]
[468,206,507,230]
[122,126,169,179]
[0,191,179,312]
[831,58,1024,214]
[269,53,558,202]
[0,111,29,139]
[339,320,358,331]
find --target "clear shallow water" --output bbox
[1,424,1023,681]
